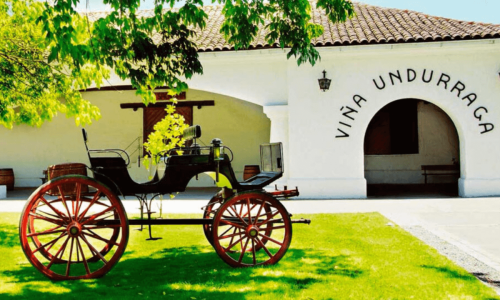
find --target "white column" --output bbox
[0,185,6,199]
[263,105,289,187]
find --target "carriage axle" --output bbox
[96,217,311,226]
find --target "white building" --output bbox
[2,2,500,199]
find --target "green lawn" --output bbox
[1,212,498,299]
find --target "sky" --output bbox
[76,0,500,24]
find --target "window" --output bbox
[364,99,419,155]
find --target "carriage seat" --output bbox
[238,142,283,188]
[82,128,131,168]
[89,156,128,169]
[239,172,282,187]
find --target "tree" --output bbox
[143,104,189,169]
[0,0,106,128]
[1,0,354,131]
[41,0,354,99]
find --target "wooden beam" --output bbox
[120,100,215,111]
[82,85,171,92]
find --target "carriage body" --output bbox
[19,125,306,280]
[88,141,285,197]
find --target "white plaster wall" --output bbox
[0,89,270,187]
[188,90,270,185]
[0,90,142,187]
[191,51,289,106]
[285,40,500,198]
[364,101,459,184]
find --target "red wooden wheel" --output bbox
[212,192,292,267]
[27,195,120,264]
[19,175,129,280]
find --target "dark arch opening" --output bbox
[364,99,460,198]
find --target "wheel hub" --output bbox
[246,226,259,238]
[67,222,82,237]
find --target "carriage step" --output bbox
[269,186,299,199]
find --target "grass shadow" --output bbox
[421,265,477,281]
[0,224,19,248]
[3,246,362,299]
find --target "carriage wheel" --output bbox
[212,192,292,267]
[28,197,120,264]
[19,175,129,280]
[204,192,273,251]
[202,193,224,246]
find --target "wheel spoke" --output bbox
[27,228,66,238]
[80,235,108,264]
[36,209,63,220]
[39,196,67,220]
[238,228,244,251]
[227,226,237,249]
[246,198,252,222]
[258,233,283,246]
[77,191,101,222]
[76,238,91,275]
[238,237,250,263]
[33,232,67,254]
[83,230,120,247]
[47,236,70,269]
[251,239,256,264]
[218,231,244,240]
[58,187,73,222]
[74,183,83,218]
[255,238,274,259]
[91,213,117,223]
[225,234,245,252]
[256,211,280,227]
[94,200,111,208]
[66,238,75,276]
[219,225,235,238]
[29,212,65,226]
[253,201,265,225]
[228,205,248,226]
[80,206,116,226]
[220,219,245,229]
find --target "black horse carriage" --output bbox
[19,125,308,280]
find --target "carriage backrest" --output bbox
[82,128,130,166]
[260,143,283,173]
[82,128,91,161]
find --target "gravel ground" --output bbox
[404,225,500,294]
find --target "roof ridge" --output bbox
[82,2,500,52]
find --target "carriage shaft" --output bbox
[95,218,311,226]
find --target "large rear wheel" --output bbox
[19,175,129,280]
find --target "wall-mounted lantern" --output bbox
[318,70,331,92]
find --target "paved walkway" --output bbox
[3,188,500,289]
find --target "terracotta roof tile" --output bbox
[87,1,500,52]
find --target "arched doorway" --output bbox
[364,99,460,197]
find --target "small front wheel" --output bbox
[212,192,292,267]
[19,175,129,280]
[202,193,224,247]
